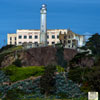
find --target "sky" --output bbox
[0,0,100,47]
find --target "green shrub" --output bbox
[68,67,92,84]
[0,45,14,53]
[80,82,91,94]
[40,65,56,97]
[85,66,100,92]
[13,59,22,67]
[3,64,17,75]
[56,66,65,72]
[4,88,25,100]
[56,46,67,69]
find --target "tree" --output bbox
[56,46,67,69]
[40,64,56,97]
[4,88,25,100]
[13,59,22,67]
[85,67,100,92]
[86,33,100,56]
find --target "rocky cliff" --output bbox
[1,46,77,67]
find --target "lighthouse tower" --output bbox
[40,4,47,46]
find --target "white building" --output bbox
[7,29,85,48]
[7,29,65,45]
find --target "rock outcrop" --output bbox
[1,46,77,67]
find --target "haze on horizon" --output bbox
[0,0,100,47]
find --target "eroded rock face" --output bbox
[21,47,57,66]
[1,46,86,67]
[20,47,77,67]
[1,54,15,67]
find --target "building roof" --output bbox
[17,29,67,31]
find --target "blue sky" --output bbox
[0,0,100,47]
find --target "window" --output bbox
[10,37,12,40]
[34,42,38,44]
[47,41,49,44]
[68,40,71,43]
[35,35,38,39]
[24,35,27,39]
[57,35,59,39]
[64,36,66,39]
[64,40,66,44]
[52,35,55,39]
[15,42,16,45]
[47,35,49,39]
[15,37,16,40]
[52,42,55,44]
[29,36,32,39]
[10,41,12,45]
[19,42,22,44]
[19,35,22,39]
[69,45,70,48]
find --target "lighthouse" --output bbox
[40,4,47,46]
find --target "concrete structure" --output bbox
[40,4,47,46]
[59,29,85,48]
[7,29,85,48]
[7,33,17,45]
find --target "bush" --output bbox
[0,45,14,53]
[3,65,17,75]
[56,46,67,69]
[85,66,100,92]
[0,53,10,67]
[40,65,56,97]
[13,59,22,67]
[4,88,25,100]
[68,67,92,84]
[56,66,64,72]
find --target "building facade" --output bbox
[7,29,85,48]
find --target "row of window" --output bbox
[18,42,56,45]
[18,35,38,39]
[10,35,59,40]
[10,41,16,45]
[19,35,59,39]
[10,37,16,40]
[47,35,59,39]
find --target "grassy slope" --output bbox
[2,65,44,82]
[2,65,64,82]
